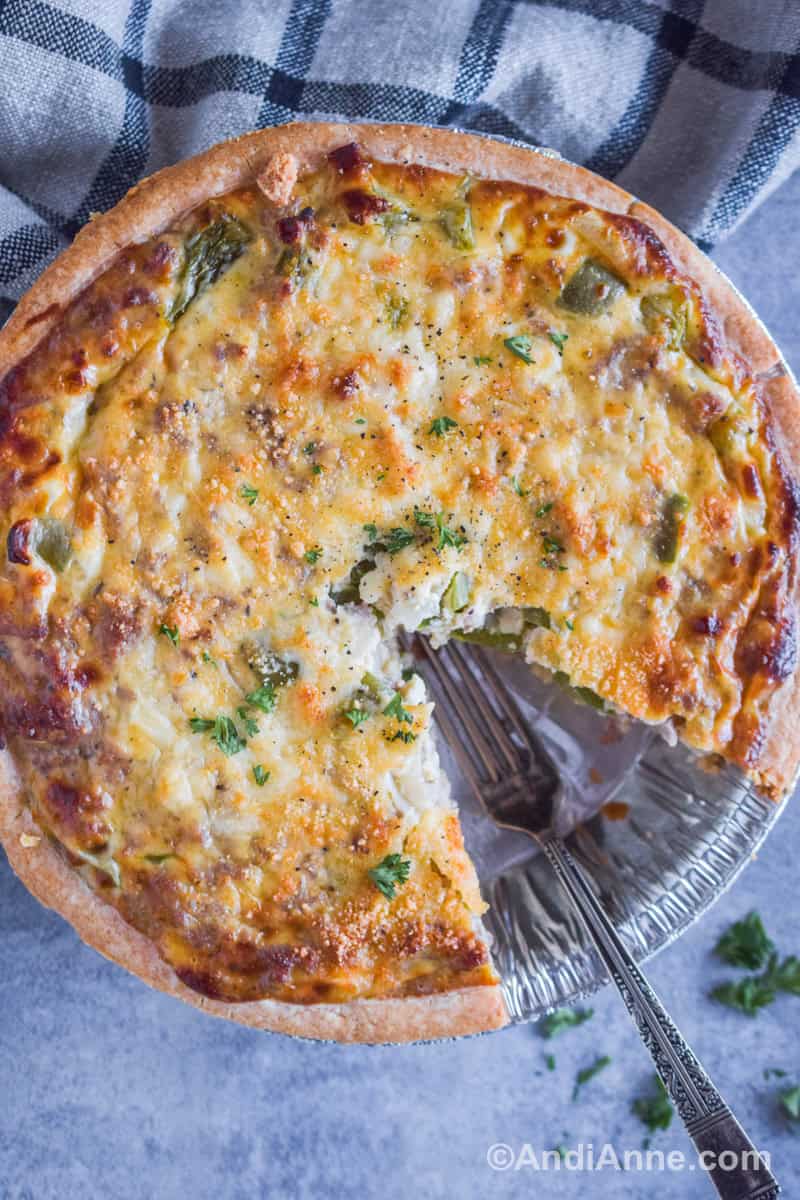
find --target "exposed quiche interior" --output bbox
[0,138,796,1008]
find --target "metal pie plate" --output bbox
[430,648,787,1025]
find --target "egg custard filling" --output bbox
[0,138,796,1008]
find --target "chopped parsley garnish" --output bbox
[245,684,277,714]
[715,912,775,970]
[388,729,416,744]
[159,623,179,646]
[632,1076,673,1133]
[535,501,554,518]
[236,707,260,738]
[354,417,367,425]
[303,441,317,454]
[239,483,259,506]
[572,1055,611,1100]
[548,330,569,355]
[309,597,319,607]
[253,765,270,786]
[539,1006,594,1038]
[189,714,245,756]
[429,416,459,437]
[473,355,493,366]
[565,619,574,631]
[344,705,369,728]
[201,650,217,665]
[378,527,415,555]
[212,716,246,756]
[363,523,378,541]
[312,464,324,475]
[546,1054,556,1072]
[512,476,529,497]
[304,547,322,564]
[383,692,413,724]
[504,334,534,363]
[188,717,215,733]
[369,853,411,900]
[541,533,565,555]
[414,508,467,551]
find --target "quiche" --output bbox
[0,123,798,1043]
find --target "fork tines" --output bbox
[399,631,552,799]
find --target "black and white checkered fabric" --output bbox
[2,0,800,326]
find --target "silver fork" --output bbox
[406,632,780,1200]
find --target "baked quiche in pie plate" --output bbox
[0,123,797,1043]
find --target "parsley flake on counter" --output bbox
[546,1054,556,1072]
[572,1055,612,1100]
[715,912,775,970]
[767,955,800,994]
[159,623,179,646]
[539,1006,594,1038]
[549,331,569,355]
[429,416,458,437]
[304,547,322,564]
[253,765,270,786]
[369,853,411,900]
[779,1085,800,1126]
[632,1076,673,1133]
[239,483,259,506]
[711,975,776,1016]
[504,334,534,363]
[710,918,800,1015]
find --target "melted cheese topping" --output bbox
[0,144,795,1004]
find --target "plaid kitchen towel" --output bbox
[1,0,800,326]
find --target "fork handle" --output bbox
[540,836,780,1199]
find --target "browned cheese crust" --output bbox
[0,122,798,1043]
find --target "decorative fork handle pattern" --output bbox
[540,835,780,1200]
